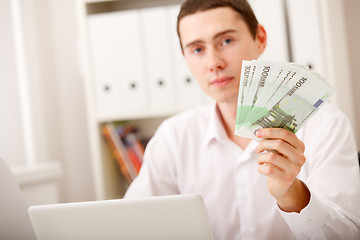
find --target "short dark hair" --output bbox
[177,0,259,50]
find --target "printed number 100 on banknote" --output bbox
[235,60,336,141]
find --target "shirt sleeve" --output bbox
[280,104,360,239]
[124,120,180,198]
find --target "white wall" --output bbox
[344,0,360,150]
[0,0,66,205]
[39,0,96,202]
[0,0,29,166]
[317,0,358,148]
[1,0,95,203]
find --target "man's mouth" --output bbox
[210,76,234,87]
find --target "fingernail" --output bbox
[255,129,262,137]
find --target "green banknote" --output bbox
[235,60,335,140]
[236,60,254,127]
[239,60,284,127]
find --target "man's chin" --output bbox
[213,94,238,105]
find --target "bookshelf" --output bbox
[77,0,212,200]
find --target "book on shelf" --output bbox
[101,122,145,184]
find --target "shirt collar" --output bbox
[203,103,230,146]
[203,103,259,154]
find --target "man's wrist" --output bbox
[277,179,311,213]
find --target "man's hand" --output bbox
[255,128,310,213]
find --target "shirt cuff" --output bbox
[279,190,327,237]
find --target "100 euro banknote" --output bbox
[235,60,336,140]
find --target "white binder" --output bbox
[249,0,289,62]
[168,5,207,108]
[286,0,325,75]
[87,10,147,120]
[140,6,175,110]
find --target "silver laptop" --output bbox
[28,194,214,240]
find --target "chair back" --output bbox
[0,157,36,240]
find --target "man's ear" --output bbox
[256,24,267,55]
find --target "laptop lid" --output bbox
[28,194,214,240]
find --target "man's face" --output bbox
[179,7,266,104]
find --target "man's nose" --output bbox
[207,49,225,72]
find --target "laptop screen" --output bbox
[29,194,214,240]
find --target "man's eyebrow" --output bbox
[213,29,237,40]
[184,29,237,50]
[184,40,204,50]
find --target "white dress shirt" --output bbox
[125,102,360,240]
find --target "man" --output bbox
[125,0,360,239]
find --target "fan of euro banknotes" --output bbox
[235,59,336,140]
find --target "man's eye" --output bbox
[222,39,232,45]
[193,48,203,54]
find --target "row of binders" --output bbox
[87,5,210,121]
[102,123,146,184]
